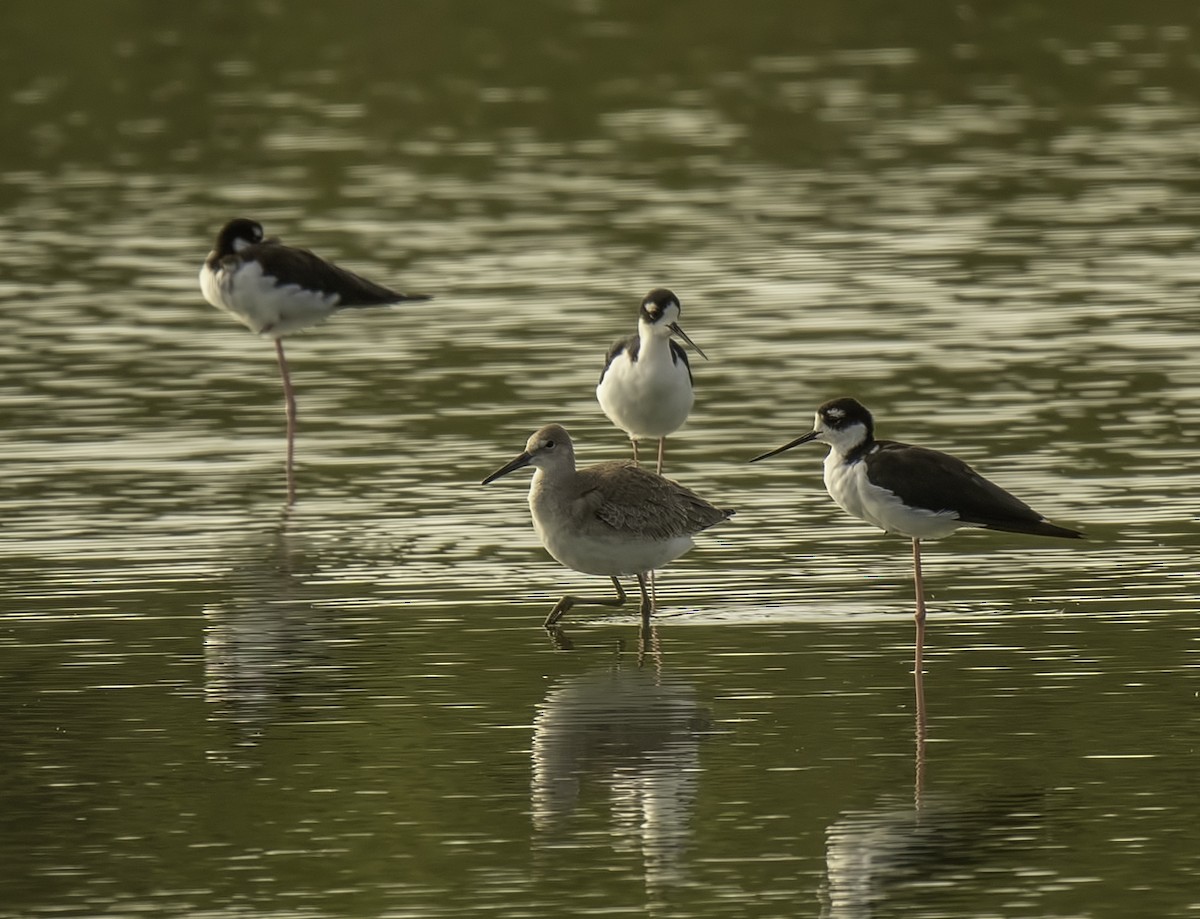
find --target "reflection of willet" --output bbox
[482,424,732,627]
[596,288,708,475]
[199,217,430,504]
[531,636,712,890]
[751,397,1082,672]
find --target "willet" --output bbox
[483,423,732,626]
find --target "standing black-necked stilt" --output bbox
[596,289,707,475]
[482,424,733,627]
[200,218,430,504]
[750,397,1083,672]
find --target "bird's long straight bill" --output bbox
[748,430,820,463]
[669,322,708,360]
[481,451,532,485]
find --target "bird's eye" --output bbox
[544,440,556,450]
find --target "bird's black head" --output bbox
[214,218,265,256]
[639,288,681,325]
[816,397,875,440]
[749,397,874,463]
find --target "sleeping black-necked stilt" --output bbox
[596,289,707,475]
[200,218,430,504]
[750,397,1083,672]
[482,424,733,628]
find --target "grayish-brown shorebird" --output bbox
[483,424,732,626]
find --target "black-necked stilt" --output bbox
[200,218,430,503]
[596,289,707,475]
[482,424,733,627]
[750,397,1083,671]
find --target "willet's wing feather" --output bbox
[575,461,732,540]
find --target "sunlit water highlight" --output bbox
[1,3,1199,917]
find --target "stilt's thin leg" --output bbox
[912,537,926,675]
[914,660,927,810]
[544,577,628,628]
[275,338,297,506]
[636,572,653,623]
[656,437,666,475]
[631,438,640,466]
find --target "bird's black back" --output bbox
[243,241,424,306]
[864,440,1082,539]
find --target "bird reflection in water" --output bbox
[202,515,334,761]
[820,672,1043,917]
[531,629,713,892]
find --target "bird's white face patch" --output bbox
[819,418,869,455]
[233,236,254,253]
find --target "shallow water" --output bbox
[1,2,1198,917]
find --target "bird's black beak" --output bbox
[749,431,820,463]
[481,451,532,485]
[669,322,708,360]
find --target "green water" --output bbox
[1,2,1198,916]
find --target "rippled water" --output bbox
[2,2,1198,917]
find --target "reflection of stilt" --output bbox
[913,664,927,813]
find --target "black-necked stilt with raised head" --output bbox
[200,218,430,503]
[482,423,733,628]
[750,397,1083,672]
[596,288,707,475]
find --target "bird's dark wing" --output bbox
[599,334,638,384]
[668,339,694,384]
[865,440,1081,538]
[244,242,424,306]
[576,461,733,539]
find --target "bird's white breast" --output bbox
[200,259,339,337]
[596,340,693,440]
[823,450,962,539]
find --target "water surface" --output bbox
[1,2,1198,917]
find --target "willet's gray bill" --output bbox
[200,218,430,504]
[482,423,733,627]
[750,397,1083,673]
[596,289,707,475]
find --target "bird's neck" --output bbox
[636,323,671,355]
[826,436,875,466]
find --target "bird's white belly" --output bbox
[824,453,962,539]
[596,347,693,440]
[530,498,695,576]
[200,261,339,337]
